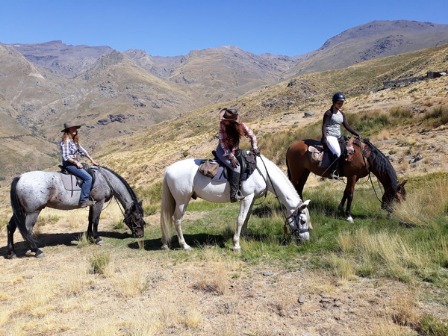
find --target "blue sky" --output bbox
[1,0,447,56]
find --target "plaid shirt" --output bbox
[60,138,88,162]
[219,121,258,157]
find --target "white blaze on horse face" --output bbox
[298,213,310,241]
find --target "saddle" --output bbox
[58,163,97,191]
[307,136,355,177]
[198,150,258,182]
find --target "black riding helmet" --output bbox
[332,92,346,102]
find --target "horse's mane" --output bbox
[362,139,399,191]
[100,166,139,204]
[260,155,302,200]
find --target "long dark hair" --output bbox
[224,122,245,146]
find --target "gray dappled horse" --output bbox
[7,166,145,258]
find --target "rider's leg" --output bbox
[216,146,245,202]
[64,164,93,205]
[327,136,341,179]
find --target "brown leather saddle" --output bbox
[58,163,97,191]
[307,136,356,176]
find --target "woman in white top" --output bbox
[322,93,360,178]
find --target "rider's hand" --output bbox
[91,159,99,166]
[230,156,239,168]
[76,162,83,169]
[253,149,260,156]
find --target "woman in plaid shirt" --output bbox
[60,121,98,207]
[216,108,260,202]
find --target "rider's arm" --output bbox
[322,110,331,143]
[241,123,258,150]
[341,112,359,136]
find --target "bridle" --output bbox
[98,166,145,235]
[123,203,145,233]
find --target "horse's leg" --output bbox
[341,175,357,223]
[241,198,255,240]
[21,212,45,258]
[297,169,310,200]
[88,201,105,245]
[233,196,255,252]
[173,201,192,251]
[6,214,18,259]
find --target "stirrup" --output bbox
[230,191,245,203]
[330,170,339,180]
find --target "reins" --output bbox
[258,156,305,236]
[97,165,127,219]
[355,138,383,203]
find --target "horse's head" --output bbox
[286,200,311,244]
[124,200,145,238]
[382,180,407,212]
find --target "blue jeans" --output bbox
[216,145,240,173]
[63,162,92,202]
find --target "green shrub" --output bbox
[89,252,110,275]
[136,180,163,204]
[423,105,448,128]
[417,314,448,336]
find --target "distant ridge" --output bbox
[1,19,448,182]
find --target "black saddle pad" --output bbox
[211,150,257,182]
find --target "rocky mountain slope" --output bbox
[286,20,448,77]
[11,40,114,77]
[1,20,447,183]
[92,43,448,188]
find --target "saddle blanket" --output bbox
[59,166,99,191]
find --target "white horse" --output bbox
[160,155,311,251]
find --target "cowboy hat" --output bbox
[218,108,241,124]
[61,121,81,132]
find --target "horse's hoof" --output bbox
[6,252,16,259]
[347,216,354,223]
[183,246,193,251]
[95,238,104,246]
[35,251,46,258]
[161,245,170,251]
[232,247,242,253]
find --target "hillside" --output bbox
[90,43,448,189]
[1,20,447,184]
[286,20,448,77]
[0,32,448,336]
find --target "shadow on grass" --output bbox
[129,233,227,251]
[1,230,135,258]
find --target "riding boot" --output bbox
[228,170,245,203]
[329,155,340,180]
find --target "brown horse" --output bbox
[286,137,407,222]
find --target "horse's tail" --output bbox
[160,170,175,248]
[9,177,35,243]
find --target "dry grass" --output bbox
[393,178,448,227]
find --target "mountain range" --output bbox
[1,19,448,182]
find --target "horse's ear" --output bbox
[299,200,310,210]
[400,180,408,188]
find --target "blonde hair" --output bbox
[62,131,80,145]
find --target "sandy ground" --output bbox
[0,209,447,336]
